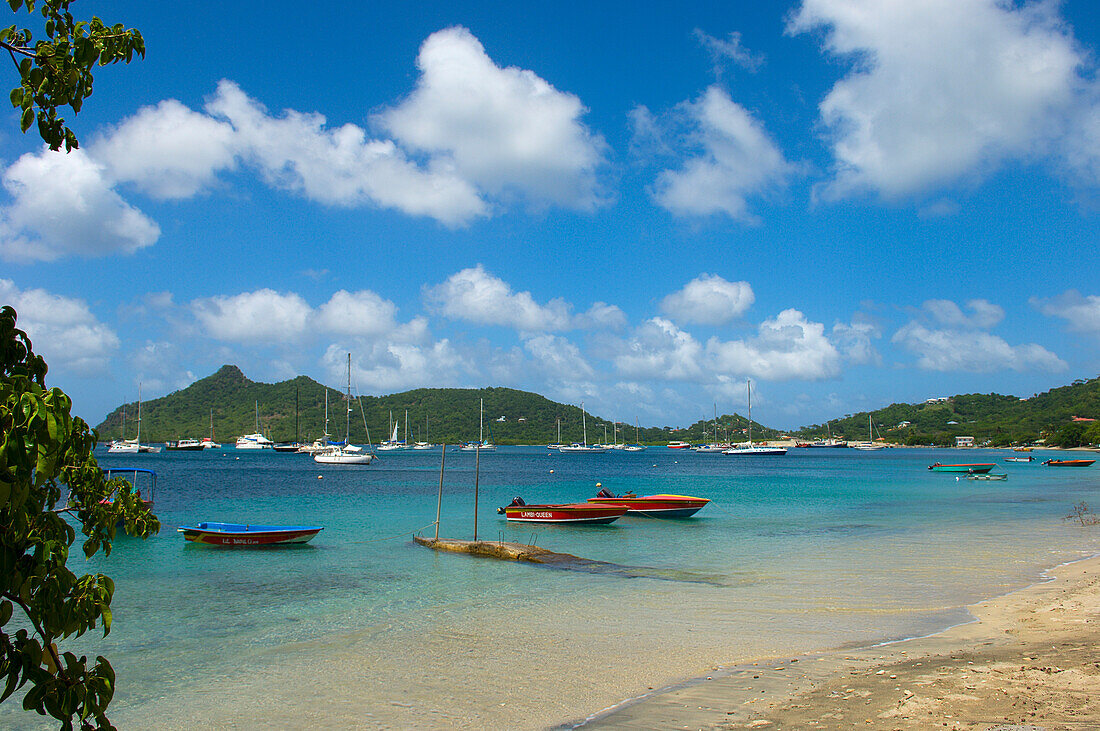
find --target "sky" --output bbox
[1,0,1099,431]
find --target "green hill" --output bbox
[793,376,1100,447]
[95,366,1100,448]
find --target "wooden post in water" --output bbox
[473,443,481,541]
[434,444,446,540]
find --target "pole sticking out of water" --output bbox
[473,443,481,541]
[434,443,446,540]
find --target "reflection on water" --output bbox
[3,447,1097,729]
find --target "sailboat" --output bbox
[852,414,885,450]
[694,404,726,453]
[724,380,786,456]
[201,408,221,448]
[413,415,432,449]
[107,404,138,453]
[236,401,274,449]
[273,387,302,451]
[547,417,564,450]
[298,388,334,454]
[559,403,608,453]
[623,418,646,451]
[315,354,374,464]
[377,410,406,450]
[460,398,496,450]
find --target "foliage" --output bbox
[1064,502,1099,527]
[793,377,1100,446]
[1,306,158,728]
[3,0,144,151]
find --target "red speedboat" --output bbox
[496,498,627,524]
[587,490,710,518]
[1042,459,1095,467]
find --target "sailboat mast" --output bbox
[581,403,587,446]
[137,383,142,445]
[345,353,352,443]
[479,398,484,443]
[746,379,752,445]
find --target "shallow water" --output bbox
[4,447,1098,729]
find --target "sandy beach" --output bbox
[590,554,1100,730]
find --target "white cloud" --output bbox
[832,320,880,364]
[1031,290,1100,338]
[611,317,706,381]
[693,29,764,75]
[789,0,1085,199]
[191,289,312,344]
[0,149,159,261]
[650,86,795,221]
[660,274,754,325]
[205,80,487,226]
[325,341,469,394]
[424,265,573,331]
[523,334,596,380]
[0,279,119,374]
[705,309,841,380]
[92,99,238,199]
[376,26,607,209]
[922,299,1004,329]
[892,321,1066,372]
[315,290,401,337]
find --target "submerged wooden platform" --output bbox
[413,536,729,585]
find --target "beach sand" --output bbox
[589,554,1100,730]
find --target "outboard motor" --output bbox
[509,496,526,506]
[596,488,614,498]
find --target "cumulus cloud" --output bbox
[648,86,796,221]
[524,334,596,380]
[0,149,159,262]
[892,322,1066,373]
[324,341,469,394]
[892,298,1065,372]
[1031,290,1100,338]
[0,279,119,373]
[93,99,238,199]
[922,299,1004,329]
[788,0,1086,199]
[205,80,487,225]
[832,320,880,364]
[660,274,754,325]
[611,318,706,381]
[376,26,607,209]
[191,289,312,344]
[424,265,574,331]
[705,309,842,380]
[576,302,627,331]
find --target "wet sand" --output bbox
[589,554,1100,730]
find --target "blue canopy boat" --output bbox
[178,522,323,546]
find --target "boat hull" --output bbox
[178,522,322,546]
[587,494,709,518]
[500,504,627,524]
[929,463,995,473]
[1042,459,1095,467]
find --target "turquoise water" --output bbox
[4,447,1098,729]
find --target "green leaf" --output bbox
[0,600,11,625]
[9,87,23,108]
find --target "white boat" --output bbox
[413,415,433,449]
[460,398,496,451]
[724,380,787,456]
[201,410,221,448]
[852,414,885,450]
[237,401,274,449]
[376,411,407,450]
[623,418,646,451]
[315,354,374,465]
[108,383,161,452]
[558,403,608,453]
[692,444,727,453]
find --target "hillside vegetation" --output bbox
[95,366,1099,447]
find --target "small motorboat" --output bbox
[1042,459,1096,467]
[1004,456,1033,462]
[587,489,710,518]
[496,497,627,524]
[928,463,995,473]
[100,467,156,510]
[178,522,323,546]
[966,473,1008,481]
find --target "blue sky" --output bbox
[2,0,1099,430]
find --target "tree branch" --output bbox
[1,591,66,680]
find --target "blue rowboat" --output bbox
[178,522,322,546]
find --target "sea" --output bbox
[3,446,1098,729]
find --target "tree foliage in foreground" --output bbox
[3,0,144,151]
[1,306,159,728]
